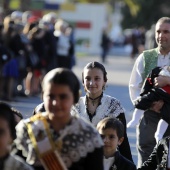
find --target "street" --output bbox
[2,53,138,165]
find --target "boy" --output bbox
[97,117,136,170]
[0,102,33,170]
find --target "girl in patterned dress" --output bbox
[14,68,104,170]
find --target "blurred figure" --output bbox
[0,102,33,170]
[130,27,140,59]
[137,26,146,54]
[11,11,23,24]
[28,26,46,95]
[39,19,57,71]
[22,11,32,26]
[68,24,76,69]
[100,29,111,63]
[54,19,74,69]
[1,16,19,101]
[42,12,57,31]
[145,24,157,50]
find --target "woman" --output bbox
[14,68,104,170]
[72,61,133,162]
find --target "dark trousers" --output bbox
[136,109,170,168]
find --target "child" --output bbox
[97,117,136,170]
[32,61,133,162]
[0,102,33,170]
[127,66,170,143]
[14,68,104,170]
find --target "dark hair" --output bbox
[82,61,107,83]
[42,68,80,104]
[0,102,16,140]
[12,107,23,120]
[97,117,124,139]
[157,17,170,25]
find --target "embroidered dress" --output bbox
[73,94,125,127]
[14,113,103,170]
[72,93,133,162]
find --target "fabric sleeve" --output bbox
[129,53,144,104]
[116,113,134,162]
[14,120,37,165]
[155,119,168,143]
[127,108,144,128]
[137,142,161,170]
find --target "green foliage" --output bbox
[121,0,170,29]
[70,0,109,3]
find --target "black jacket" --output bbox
[138,136,170,170]
[110,151,136,170]
[135,66,170,123]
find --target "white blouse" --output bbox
[74,94,125,127]
[103,156,115,170]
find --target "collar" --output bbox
[157,49,170,57]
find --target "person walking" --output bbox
[100,29,111,63]
[14,68,104,170]
[128,17,170,167]
[74,61,133,162]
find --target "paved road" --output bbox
[2,54,138,165]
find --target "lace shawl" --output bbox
[74,93,125,127]
[14,115,103,168]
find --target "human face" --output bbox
[99,128,123,158]
[155,22,170,53]
[43,83,74,122]
[0,118,12,157]
[83,68,106,97]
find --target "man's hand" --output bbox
[154,75,170,87]
[150,100,164,113]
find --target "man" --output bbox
[128,17,170,167]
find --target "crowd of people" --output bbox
[0,10,76,101]
[1,9,170,170]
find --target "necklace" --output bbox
[87,93,103,106]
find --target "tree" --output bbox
[121,0,170,29]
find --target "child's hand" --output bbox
[154,76,170,87]
[150,100,164,113]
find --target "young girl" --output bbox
[72,61,133,162]
[0,102,33,170]
[97,117,136,170]
[14,68,104,170]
